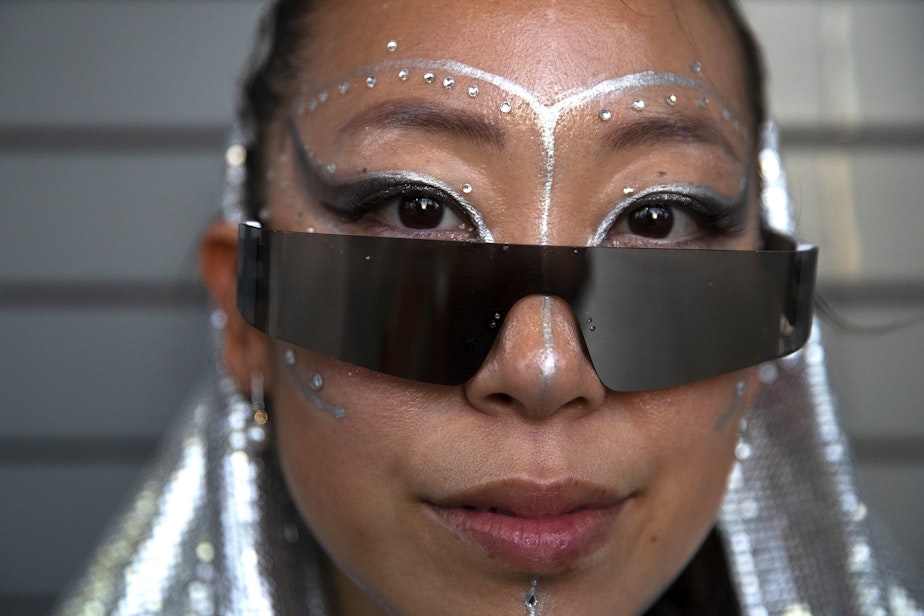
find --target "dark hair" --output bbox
[240,0,766,217]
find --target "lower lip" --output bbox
[428,503,623,572]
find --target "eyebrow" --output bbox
[340,99,506,148]
[601,114,741,160]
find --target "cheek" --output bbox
[267,347,430,567]
[632,379,741,561]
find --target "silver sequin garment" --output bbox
[54,5,922,614]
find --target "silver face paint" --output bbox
[292,59,744,245]
[589,181,749,247]
[716,380,748,431]
[540,296,557,384]
[524,576,539,615]
[281,348,346,419]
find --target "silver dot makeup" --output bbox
[271,57,754,248]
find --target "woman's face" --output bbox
[258,0,760,613]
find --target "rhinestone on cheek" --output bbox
[338,81,349,94]
[423,72,435,83]
[467,85,479,97]
[386,40,398,52]
[443,76,455,88]
[599,109,612,121]
[462,183,473,194]
[692,60,703,73]
[632,99,646,111]
[366,76,376,88]
[309,372,324,391]
[666,94,678,105]
[398,69,409,81]
[500,101,512,113]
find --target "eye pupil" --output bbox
[628,205,673,238]
[398,196,444,229]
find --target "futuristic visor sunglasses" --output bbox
[238,223,817,391]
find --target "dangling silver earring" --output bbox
[251,371,268,426]
[735,416,752,461]
[247,370,270,450]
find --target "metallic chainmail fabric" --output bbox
[53,5,922,614]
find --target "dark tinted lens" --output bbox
[238,224,816,390]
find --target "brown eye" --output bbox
[398,196,445,229]
[627,205,673,238]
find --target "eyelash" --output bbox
[319,175,485,239]
[599,186,748,245]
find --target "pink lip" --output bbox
[426,479,626,573]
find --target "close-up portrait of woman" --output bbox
[2,0,921,615]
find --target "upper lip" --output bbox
[427,478,626,518]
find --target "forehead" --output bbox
[300,0,747,112]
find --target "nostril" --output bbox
[486,393,514,406]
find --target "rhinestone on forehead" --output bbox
[291,60,748,245]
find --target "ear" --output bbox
[200,220,269,391]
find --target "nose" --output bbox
[463,295,606,419]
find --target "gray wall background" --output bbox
[1,1,922,613]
